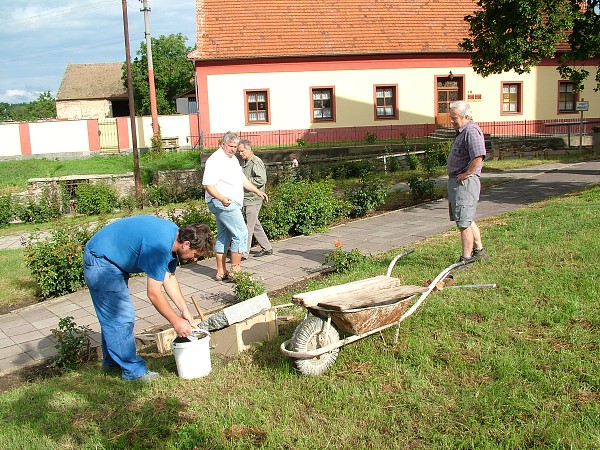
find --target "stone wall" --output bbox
[153,169,203,197]
[27,173,135,201]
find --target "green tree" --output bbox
[125,33,195,115]
[29,91,57,119]
[460,0,600,91]
[0,92,56,122]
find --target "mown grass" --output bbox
[0,151,203,191]
[0,249,38,312]
[0,185,598,449]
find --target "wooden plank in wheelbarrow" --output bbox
[316,285,428,311]
[292,275,400,307]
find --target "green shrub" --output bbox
[118,194,141,214]
[407,175,435,201]
[260,179,346,238]
[145,181,204,207]
[331,160,377,179]
[259,193,297,240]
[146,184,170,207]
[51,316,94,371]
[167,201,216,233]
[23,223,101,298]
[75,182,118,216]
[296,138,306,147]
[150,128,165,156]
[404,149,419,170]
[388,155,401,172]
[0,193,12,227]
[346,177,387,217]
[421,143,449,175]
[230,271,265,302]
[364,131,377,144]
[15,186,65,223]
[290,179,344,235]
[324,241,366,273]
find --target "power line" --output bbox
[0,0,122,30]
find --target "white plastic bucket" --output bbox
[172,329,211,379]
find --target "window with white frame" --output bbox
[558,81,578,113]
[245,90,269,124]
[375,85,398,119]
[311,87,335,121]
[501,82,522,114]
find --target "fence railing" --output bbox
[188,118,599,151]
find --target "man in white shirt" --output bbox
[202,131,268,281]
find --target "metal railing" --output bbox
[187,118,599,151]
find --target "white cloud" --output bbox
[0,0,195,104]
[0,89,48,104]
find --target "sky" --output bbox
[0,0,197,104]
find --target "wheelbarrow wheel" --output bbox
[290,316,340,376]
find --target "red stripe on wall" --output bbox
[195,71,210,137]
[196,54,473,76]
[18,122,31,155]
[116,117,130,151]
[87,120,101,151]
[188,113,200,147]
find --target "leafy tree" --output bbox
[29,91,57,119]
[0,91,56,122]
[125,33,195,115]
[460,0,600,91]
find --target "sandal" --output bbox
[229,264,241,274]
[215,272,230,282]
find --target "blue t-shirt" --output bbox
[85,215,178,281]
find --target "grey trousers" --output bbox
[243,203,272,253]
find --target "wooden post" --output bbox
[191,295,205,321]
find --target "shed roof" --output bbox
[189,0,478,61]
[56,63,127,101]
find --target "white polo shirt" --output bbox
[202,147,245,206]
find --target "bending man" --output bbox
[84,216,214,381]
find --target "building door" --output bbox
[436,75,463,127]
[98,118,119,154]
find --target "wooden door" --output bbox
[436,77,461,127]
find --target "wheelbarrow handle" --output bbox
[385,249,415,277]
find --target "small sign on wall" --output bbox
[467,92,482,102]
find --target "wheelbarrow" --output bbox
[280,250,494,375]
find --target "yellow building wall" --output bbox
[205,64,600,133]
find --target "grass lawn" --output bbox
[0,184,598,449]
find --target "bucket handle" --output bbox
[190,328,210,339]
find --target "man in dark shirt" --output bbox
[447,100,488,263]
[238,139,273,258]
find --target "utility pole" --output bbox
[122,0,142,197]
[140,0,160,139]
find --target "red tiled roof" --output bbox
[189,0,479,60]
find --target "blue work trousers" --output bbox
[83,247,148,380]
